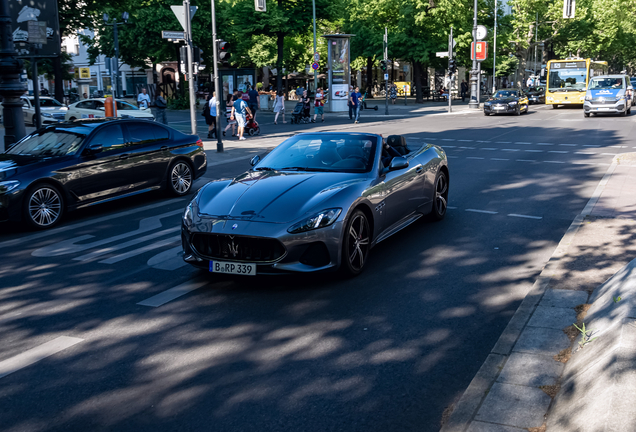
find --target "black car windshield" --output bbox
[256,134,378,173]
[494,90,518,98]
[6,130,85,157]
[588,77,624,90]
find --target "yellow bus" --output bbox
[546,59,608,108]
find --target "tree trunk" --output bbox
[414,61,423,104]
[53,55,64,104]
[276,31,284,93]
[366,56,373,97]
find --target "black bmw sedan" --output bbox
[0,118,207,229]
[483,90,529,115]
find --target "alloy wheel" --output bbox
[28,187,62,228]
[434,172,448,219]
[347,213,370,272]
[171,162,192,195]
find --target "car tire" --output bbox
[23,184,64,230]
[429,170,448,221]
[515,106,521,116]
[622,108,628,117]
[584,112,590,117]
[69,117,76,121]
[551,104,558,109]
[340,209,371,277]
[484,111,489,116]
[167,160,193,196]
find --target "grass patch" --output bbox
[574,303,591,322]
[527,424,546,432]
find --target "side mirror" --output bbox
[250,155,260,167]
[389,157,409,171]
[84,144,102,155]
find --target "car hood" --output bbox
[196,170,365,224]
[0,153,43,178]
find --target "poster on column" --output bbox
[9,0,61,58]
[332,84,349,100]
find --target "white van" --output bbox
[583,75,633,117]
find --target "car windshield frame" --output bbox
[255,134,379,174]
[6,129,86,158]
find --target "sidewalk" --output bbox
[441,153,636,432]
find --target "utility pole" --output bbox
[312,0,317,93]
[534,12,538,78]
[103,12,129,98]
[492,0,498,93]
[468,0,479,109]
[31,51,42,129]
[183,0,197,136]
[448,26,453,113]
[384,27,388,115]
[210,0,223,152]
[0,0,27,149]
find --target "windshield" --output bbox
[6,130,85,157]
[494,90,519,98]
[549,67,587,91]
[116,101,139,110]
[29,98,64,108]
[255,134,378,173]
[588,77,624,90]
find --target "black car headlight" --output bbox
[288,208,342,234]
[183,201,194,227]
[0,180,20,194]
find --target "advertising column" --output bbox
[323,34,354,112]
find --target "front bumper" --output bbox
[484,104,518,114]
[181,218,345,275]
[528,96,544,104]
[583,101,625,114]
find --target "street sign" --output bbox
[384,73,389,80]
[563,0,576,18]
[255,0,266,11]
[79,68,91,79]
[471,41,488,61]
[162,30,185,39]
[27,21,47,45]
[312,62,319,70]
[436,51,449,58]
[314,52,320,62]
[475,25,488,41]
[170,5,198,32]
[452,39,457,48]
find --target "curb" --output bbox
[440,158,620,432]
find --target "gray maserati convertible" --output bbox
[181,132,449,276]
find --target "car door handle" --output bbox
[119,154,130,160]
[416,166,423,173]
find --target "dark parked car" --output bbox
[0,118,207,229]
[524,87,545,104]
[484,90,529,115]
[182,133,449,277]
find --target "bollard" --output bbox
[104,97,117,118]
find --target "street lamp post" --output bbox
[0,0,27,149]
[103,12,129,98]
[468,0,479,109]
[210,0,223,152]
[312,0,317,93]
[492,0,497,94]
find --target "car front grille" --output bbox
[590,99,617,105]
[190,233,286,263]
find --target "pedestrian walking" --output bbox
[350,86,361,123]
[154,90,168,124]
[461,80,468,102]
[313,88,325,123]
[137,88,150,109]
[230,91,252,141]
[203,92,217,138]
[248,86,260,120]
[302,90,311,122]
[274,91,286,124]
[223,95,237,137]
[296,85,304,101]
[389,84,397,104]
[348,85,354,119]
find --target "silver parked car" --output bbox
[182,132,449,277]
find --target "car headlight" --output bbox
[508,101,518,105]
[183,202,194,226]
[287,208,342,234]
[616,95,624,101]
[585,95,592,100]
[41,113,53,117]
[484,102,491,106]
[0,180,20,194]
[547,97,554,101]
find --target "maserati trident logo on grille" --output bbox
[228,240,239,257]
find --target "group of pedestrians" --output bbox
[273,86,326,124]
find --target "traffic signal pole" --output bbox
[384,27,388,116]
[184,0,197,136]
[468,0,479,109]
[210,0,223,152]
[448,26,453,113]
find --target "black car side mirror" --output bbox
[389,157,409,171]
[250,155,260,166]
[84,144,103,155]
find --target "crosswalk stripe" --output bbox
[99,235,181,264]
[137,280,208,307]
[0,336,83,379]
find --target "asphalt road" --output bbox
[1,104,634,432]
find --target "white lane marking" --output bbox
[447,206,458,209]
[575,152,595,155]
[137,280,208,307]
[516,159,536,162]
[572,161,597,165]
[444,145,457,148]
[545,161,566,164]
[491,158,509,161]
[508,214,543,220]
[583,145,596,147]
[601,153,617,156]
[0,199,182,250]
[502,149,520,151]
[476,140,491,143]
[458,140,474,142]
[441,138,456,141]
[32,209,183,257]
[496,141,512,144]
[74,227,180,262]
[423,137,437,140]
[99,235,181,264]
[537,143,553,145]
[466,209,498,214]
[467,157,484,159]
[482,148,497,150]
[608,146,627,148]
[548,150,569,153]
[525,149,543,152]
[459,146,476,149]
[559,144,577,147]
[147,246,187,271]
[448,155,459,158]
[514,142,531,145]
[0,336,83,379]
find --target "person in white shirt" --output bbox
[137,88,150,109]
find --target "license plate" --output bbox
[210,261,256,276]
[494,106,504,110]
[597,107,610,111]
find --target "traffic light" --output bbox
[218,40,230,64]
[448,58,457,75]
[193,46,202,64]
[380,60,387,71]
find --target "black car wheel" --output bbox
[167,160,193,196]
[341,209,370,276]
[430,170,448,221]
[484,111,490,116]
[584,112,590,118]
[24,184,64,229]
